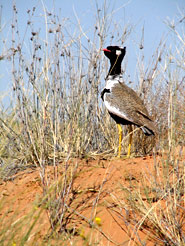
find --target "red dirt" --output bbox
[0,155,182,245]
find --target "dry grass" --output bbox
[0,1,185,245]
[112,150,185,245]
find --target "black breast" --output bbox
[101,88,110,101]
[109,112,133,125]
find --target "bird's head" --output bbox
[102,46,126,62]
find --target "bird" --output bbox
[101,45,156,157]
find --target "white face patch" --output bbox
[116,50,121,56]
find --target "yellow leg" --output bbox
[127,125,133,157]
[117,124,123,158]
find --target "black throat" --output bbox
[108,59,122,76]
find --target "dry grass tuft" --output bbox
[0,1,185,245]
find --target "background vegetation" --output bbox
[0,1,184,245]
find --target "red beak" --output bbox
[102,48,111,52]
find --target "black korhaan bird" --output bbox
[101,46,156,157]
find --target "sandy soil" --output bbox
[0,155,180,245]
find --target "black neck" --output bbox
[108,60,122,76]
